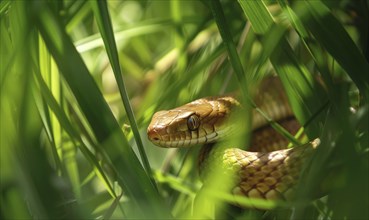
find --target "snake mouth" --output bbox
[149,132,218,148]
[147,126,234,148]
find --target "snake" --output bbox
[147,77,320,207]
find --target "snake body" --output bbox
[147,77,319,206]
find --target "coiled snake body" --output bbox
[147,77,319,207]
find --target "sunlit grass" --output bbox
[1,0,368,219]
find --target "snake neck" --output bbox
[248,117,301,152]
[198,143,215,179]
[198,117,301,178]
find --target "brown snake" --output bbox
[147,77,320,207]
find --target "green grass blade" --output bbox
[33,65,117,199]
[208,0,248,98]
[238,0,273,34]
[90,0,156,189]
[30,1,170,218]
[238,0,327,137]
[296,1,369,100]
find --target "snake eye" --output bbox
[187,114,200,131]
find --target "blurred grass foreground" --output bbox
[1,0,368,219]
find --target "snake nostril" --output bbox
[148,129,161,142]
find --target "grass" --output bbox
[1,0,368,219]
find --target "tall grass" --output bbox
[1,0,368,219]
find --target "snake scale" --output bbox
[147,77,319,207]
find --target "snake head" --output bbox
[147,96,240,148]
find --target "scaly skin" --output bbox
[147,77,319,207]
[198,138,319,204]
